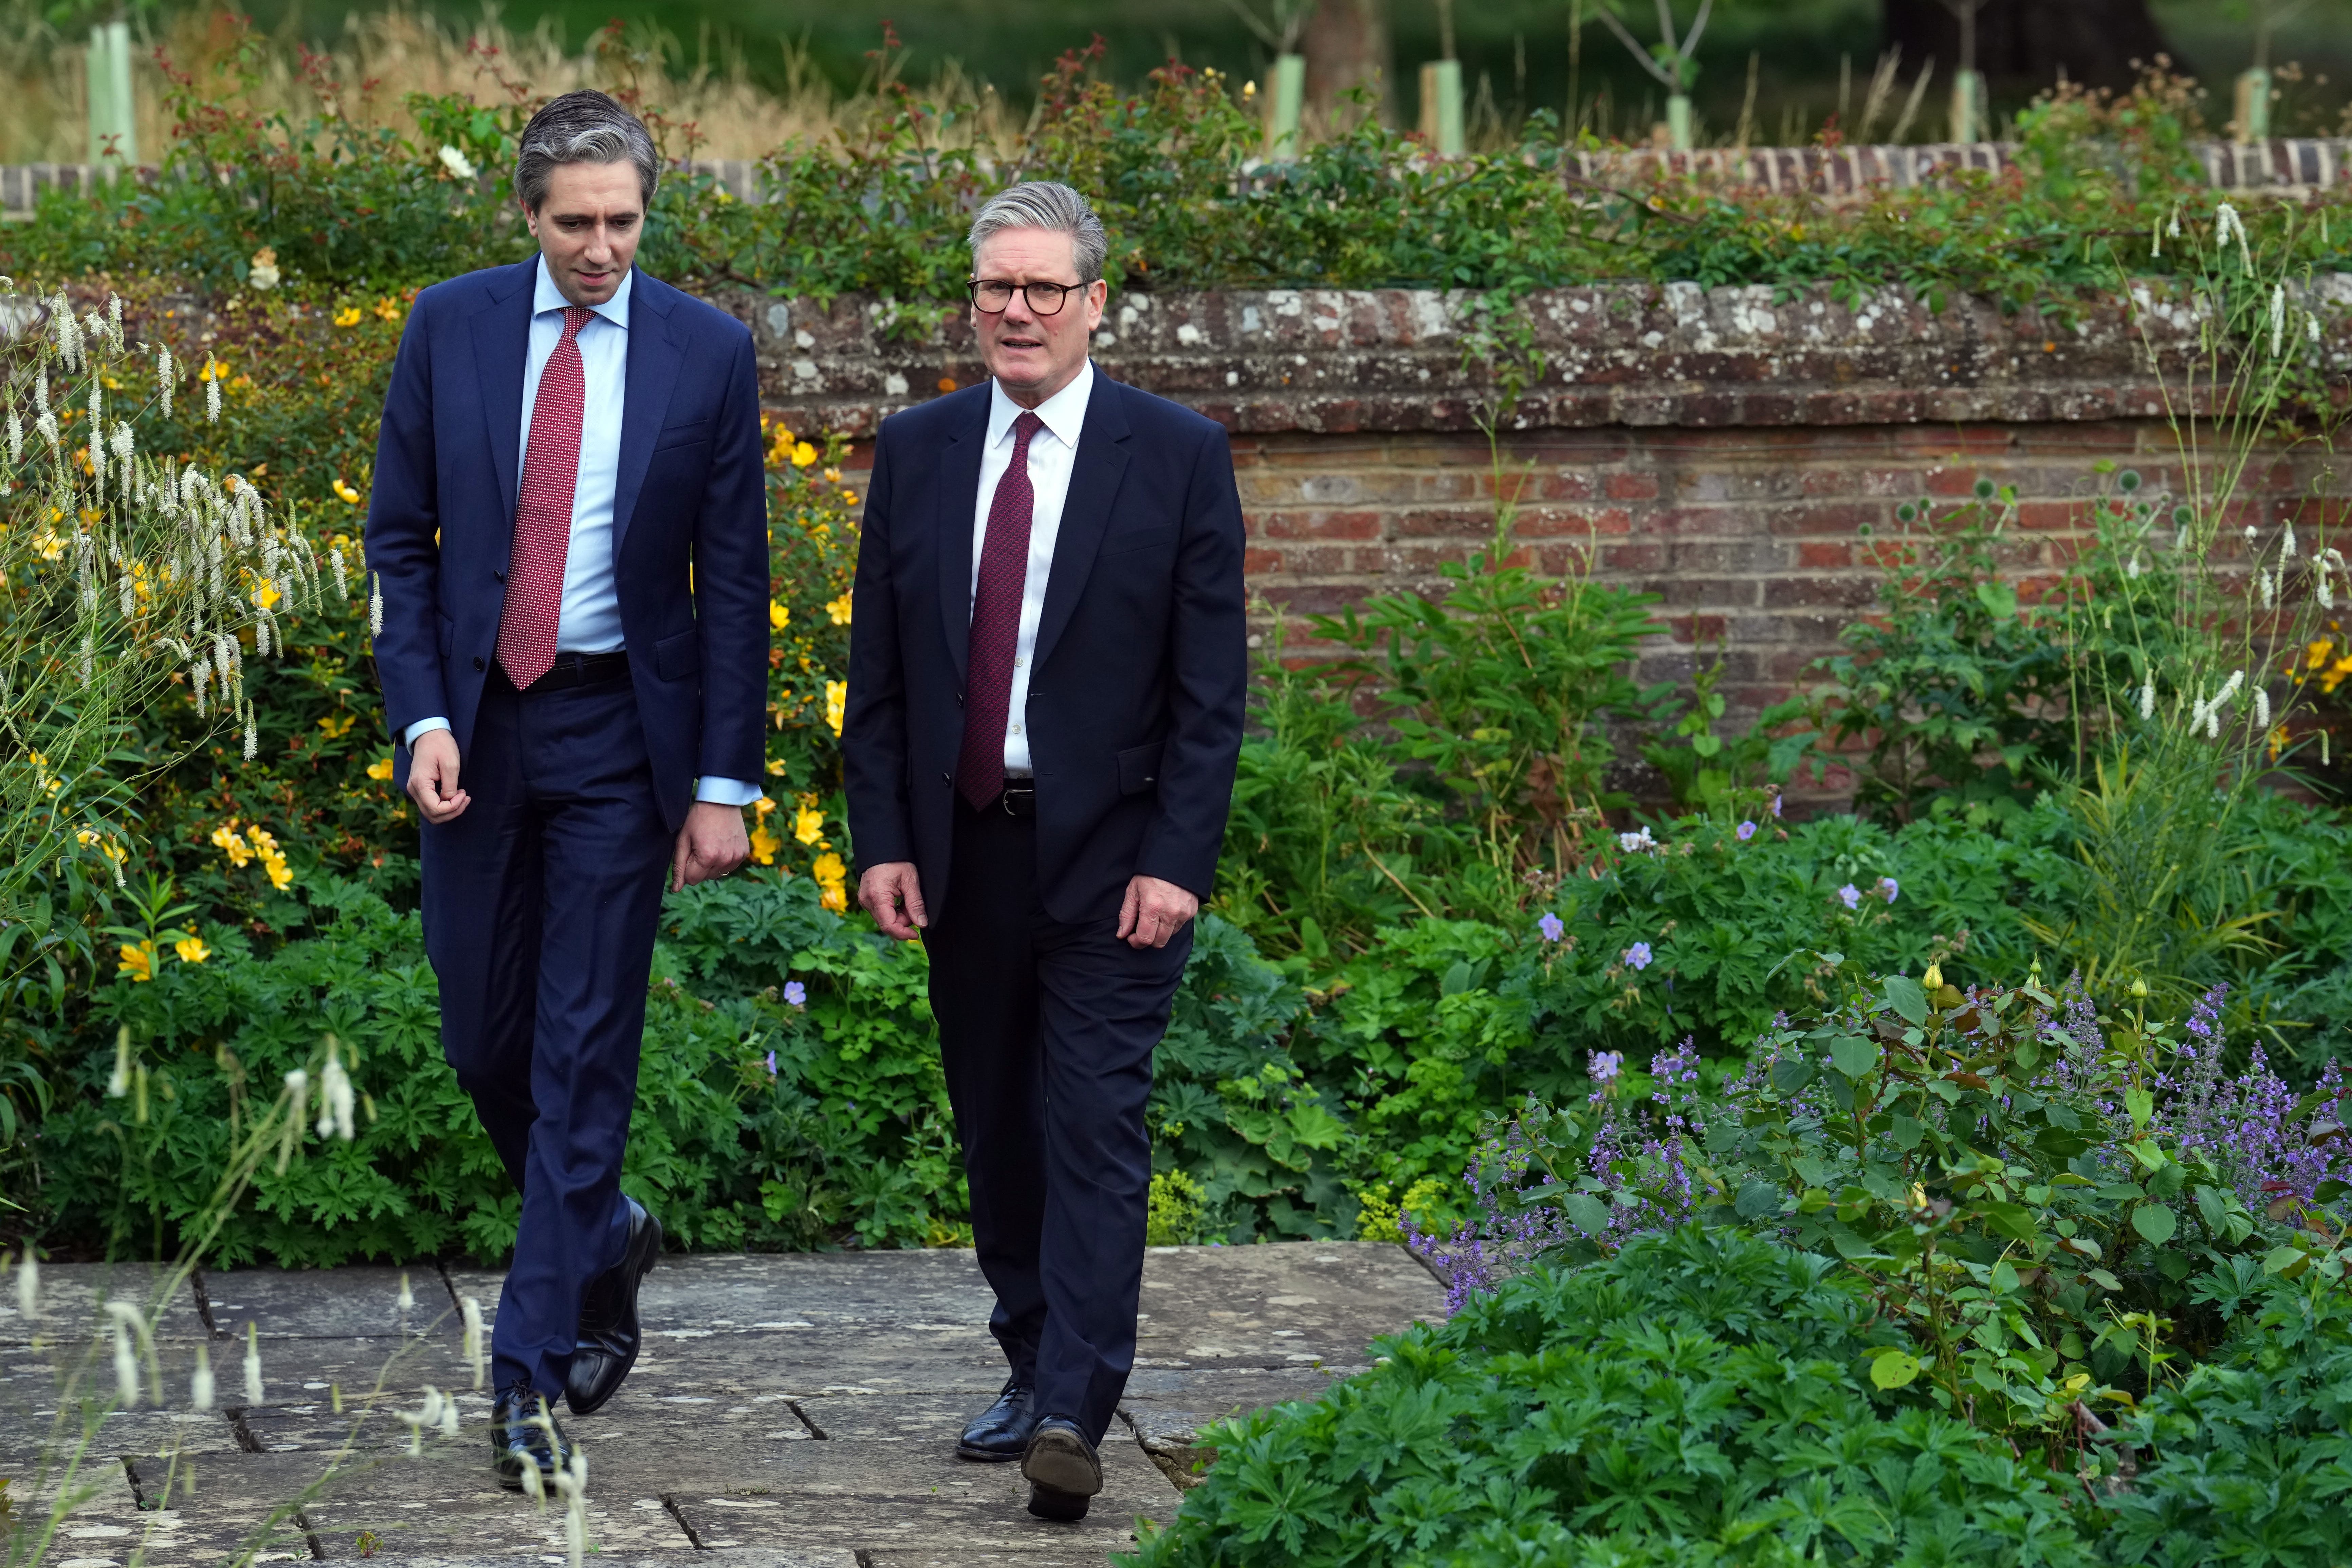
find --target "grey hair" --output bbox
[967,181,1107,283]
[514,90,659,213]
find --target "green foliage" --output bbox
[1125,1226,2096,1568]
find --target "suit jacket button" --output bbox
[941,772,951,784]
[494,569,507,583]
[473,656,486,671]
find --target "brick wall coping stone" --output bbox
[738,276,2352,440]
[11,136,2352,217]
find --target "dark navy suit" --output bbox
[843,373,1246,1443]
[366,259,767,1398]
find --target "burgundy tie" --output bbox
[496,304,593,688]
[958,411,1045,809]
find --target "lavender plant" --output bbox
[1410,962,2351,1456]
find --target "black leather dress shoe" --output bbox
[956,1378,1040,1461]
[1022,1416,1104,1521]
[491,1382,573,1490]
[565,1198,663,1416]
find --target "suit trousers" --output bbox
[420,667,673,1398]
[923,795,1191,1446]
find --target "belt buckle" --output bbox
[1002,785,1034,817]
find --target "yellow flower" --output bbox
[825,593,853,627]
[825,680,847,738]
[791,441,818,469]
[366,756,395,781]
[318,714,355,740]
[211,824,253,868]
[118,941,157,983]
[840,490,860,506]
[822,468,841,484]
[175,936,211,965]
[332,478,363,505]
[794,805,825,846]
[33,531,65,561]
[263,855,293,892]
[373,296,403,322]
[770,599,790,630]
[333,306,363,328]
[765,757,788,776]
[197,358,231,383]
[749,823,780,867]
[252,580,281,610]
[247,826,280,858]
[811,851,848,913]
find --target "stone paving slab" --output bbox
[0,1263,207,1346]
[1,1241,1442,1566]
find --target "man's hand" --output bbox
[1117,875,1199,950]
[405,730,472,825]
[671,801,751,893]
[859,862,928,941]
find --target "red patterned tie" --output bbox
[496,304,594,689]
[957,411,1045,809]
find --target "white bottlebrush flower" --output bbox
[2310,312,2324,347]
[2285,521,2298,558]
[2256,687,2273,728]
[107,293,121,336]
[369,575,385,637]
[2126,552,2143,579]
[320,1041,355,1142]
[118,575,135,621]
[191,1343,216,1412]
[2140,682,2157,720]
[438,144,478,180]
[2220,669,2246,705]
[244,716,258,761]
[108,1027,131,1097]
[2272,284,2288,356]
[34,411,57,448]
[329,546,349,601]
[5,408,19,465]
[109,420,132,462]
[397,1272,415,1313]
[79,635,93,689]
[2322,562,2336,609]
[112,1316,140,1408]
[157,346,173,417]
[206,374,221,425]
[2260,568,2276,609]
[33,369,49,416]
[244,1321,264,1405]
[16,1244,37,1322]
[461,1295,485,1388]
[2168,207,2182,239]
[192,664,209,717]
[2216,201,2251,271]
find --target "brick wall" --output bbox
[732,279,2348,806]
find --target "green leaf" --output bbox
[1770,1057,1819,1097]
[1979,1201,2039,1242]
[2130,1205,2176,1245]
[1830,1035,1880,1080]
[1869,1349,1922,1390]
[1882,975,1928,1025]
[2264,1244,2307,1275]
[1563,1194,1612,1237]
[1974,580,2018,620]
[1990,1260,2020,1292]
[1734,1179,1784,1221]
[2124,1087,2154,1131]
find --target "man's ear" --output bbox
[519,198,539,240]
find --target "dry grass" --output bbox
[0,2,1021,165]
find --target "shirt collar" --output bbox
[532,253,631,331]
[988,359,1093,451]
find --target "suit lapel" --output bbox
[613,269,684,560]
[936,393,988,680]
[1030,376,1133,673]
[470,260,535,527]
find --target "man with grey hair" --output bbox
[844,181,1246,1523]
[367,88,768,1486]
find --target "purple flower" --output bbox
[1538,911,1565,943]
[1838,883,1861,910]
[1736,820,1756,841]
[1770,793,1783,818]
[764,1049,777,1077]
[1878,877,1899,904]
[1590,1050,1623,1083]
[784,980,807,1008]
[1624,941,1653,971]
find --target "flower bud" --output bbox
[1922,962,1944,992]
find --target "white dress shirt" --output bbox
[972,361,1094,778]
[406,256,758,808]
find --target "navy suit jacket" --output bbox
[843,374,1247,924]
[365,260,768,832]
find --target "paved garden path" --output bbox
[3,1242,1444,1567]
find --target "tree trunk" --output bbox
[1301,0,1394,128]
[1882,0,2178,95]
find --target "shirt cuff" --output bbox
[403,717,452,747]
[695,777,764,807]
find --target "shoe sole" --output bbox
[1021,1428,1103,1497]
[566,1211,664,1417]
[954,1441,1025,1462]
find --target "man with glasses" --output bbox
[842,181,1246,1523]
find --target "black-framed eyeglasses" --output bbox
[968,278,1081,315]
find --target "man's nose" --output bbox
[1000,292,1036,326]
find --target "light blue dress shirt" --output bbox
[405,256,760,809]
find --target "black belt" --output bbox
[998,782,1035,817]
[500,650,630,691]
